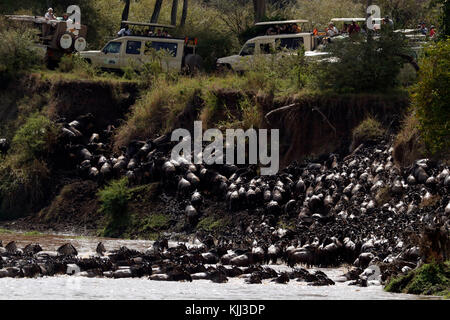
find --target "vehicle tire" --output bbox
[58,32,74,50]
[216,63,232,74]
[74,36,87,52]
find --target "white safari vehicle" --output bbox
[216,20,327,72]
[79,21,202,72]
[5,14,88,68]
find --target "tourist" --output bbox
[430,25,436,38]
[327,23,339,37]
[348,21,360,35]
[118,24,132,37]
[419,22,428,35]
[45,8,56,20]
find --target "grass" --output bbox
[393,112,426,167]
[22,231,43,236]
[385,261,450,297]
[139,214,171,232]
[0,228,13,234]
[351,116,386,151]
[375,186,392,207]
[197,216,231,233]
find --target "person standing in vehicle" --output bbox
[45,8,56,20]
[118,24,132,37]
[348,21,360,35]
[419,22,428,35]
[429,25,436,38]
[327,23,339,37]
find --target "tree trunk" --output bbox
[180,0,188,28]
[171,0,179,26]
[252,0,266,23]
[151,0,163,23]
[121,0,131,28]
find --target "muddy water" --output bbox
[0,232,439,300]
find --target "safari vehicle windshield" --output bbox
[103,42,122,54]
[240,43,255,56]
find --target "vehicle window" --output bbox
[240,43,255,56]
[277,37,304,51]
[260,43,273,54]
[144,41,178,57]
[103,42,122,54]
[126,41,142,55]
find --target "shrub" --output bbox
[58,54,99,78]
[11,113,59,164]
[0,17,42,84]
[393,112,426,167]
[316,28,413,93]
[114,76,203,148]
[385,261,450,296]
[411,39,450,157]
[351,116,386,150]
[0,158,50,220]
[98,177,131,220]
[0,113,57,220]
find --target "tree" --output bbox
[171,0,179,26]
[121,0,131,28]
[211,0,253,38]
[180,0,188,28]
[252,0,266,22]
[151,0,163,23]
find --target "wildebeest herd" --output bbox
[0,113,449,285]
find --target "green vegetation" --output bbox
[139,214,171,231]
[0,228,14,234]
[98,177,131,237]
[23,230,43,236]
[0,17,42,85]
[351,116,386,150]
[411,39,450,157]
[11,113,59,163]
[197,216,231,233]
[317,29,413,93]
[0,113,59,220]
[385,261,450,297]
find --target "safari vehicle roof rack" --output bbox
[6,14,57,24]
[330,18,366,22]
[255,19,309,26]
[121,21,176,29]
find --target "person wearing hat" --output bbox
[420,22,428,35]
[117,24,132,37]
[383,16,393,26]
[326,22,339,37]
[348,20,360,35]
[430,25,436,38]
[45,8,56,20]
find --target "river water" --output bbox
[0,232,440,300]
